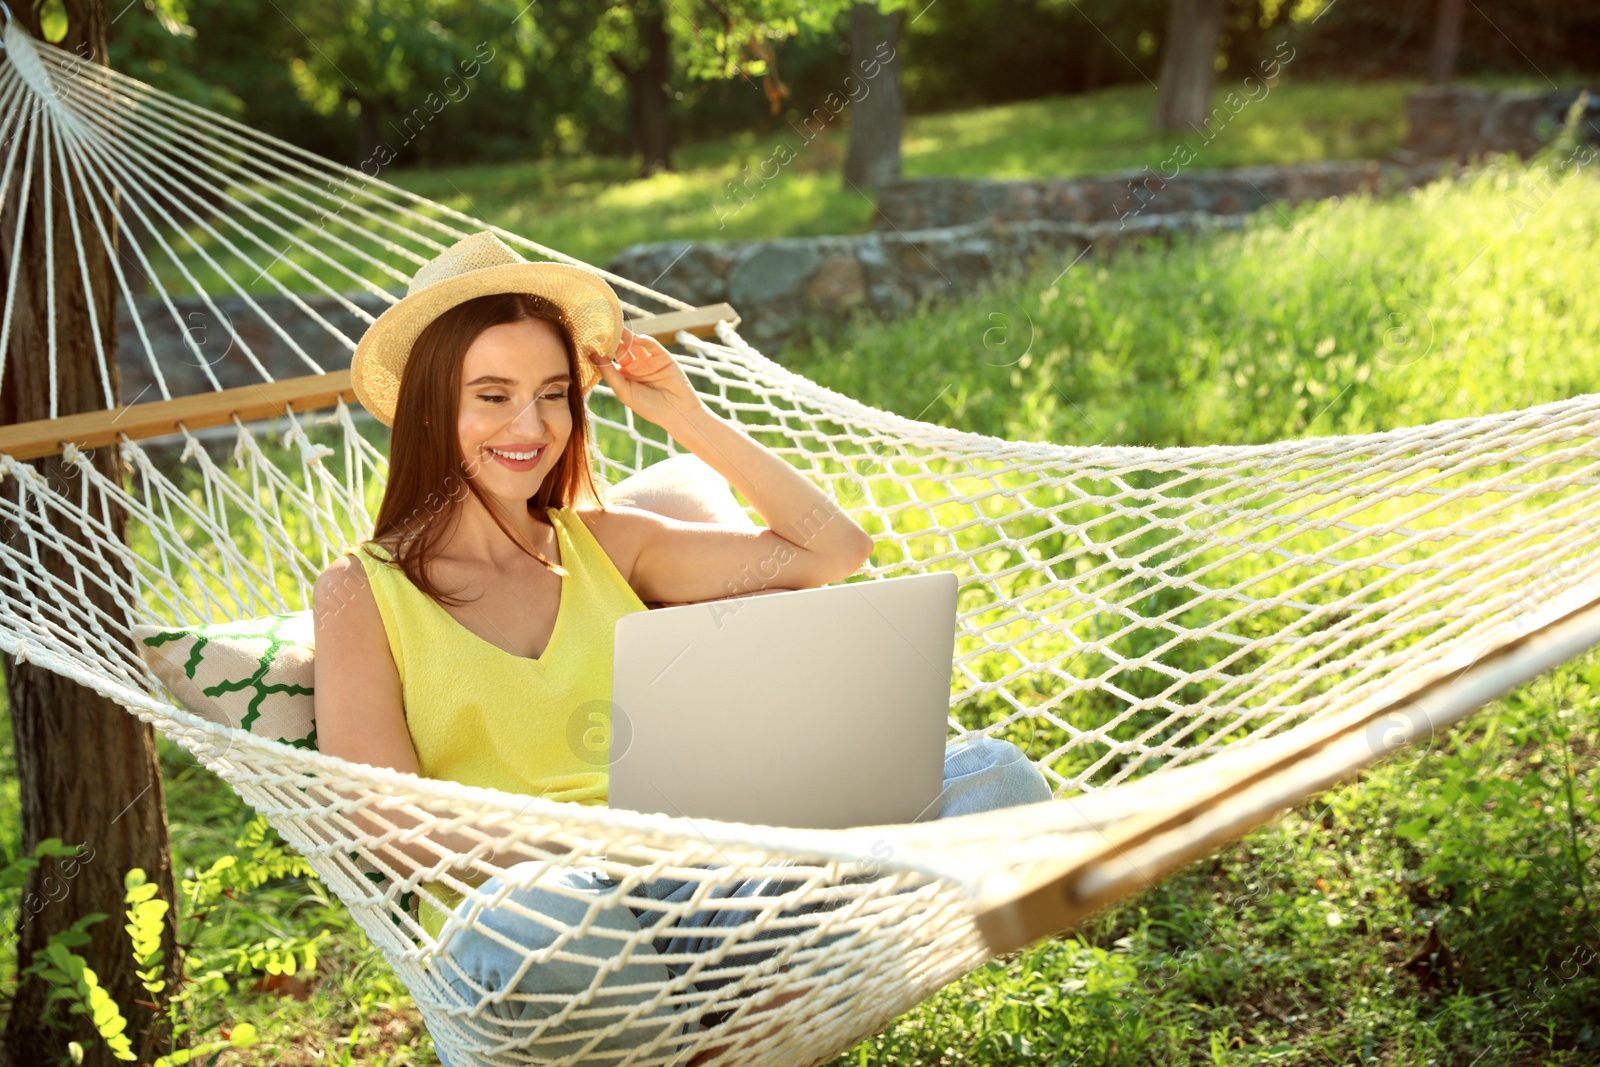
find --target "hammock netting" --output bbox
[2,18,1598,1067]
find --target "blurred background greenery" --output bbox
[83,0,1593,178]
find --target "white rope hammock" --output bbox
[4,17,1600,1067]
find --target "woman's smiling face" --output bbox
[457,316,575,499]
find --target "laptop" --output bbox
[608,571,958,830]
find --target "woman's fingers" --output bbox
[594,357,627,398]
[617,327,672,365]
[615,335,676,381]
[618,328,643,360]
[593,329,704,430]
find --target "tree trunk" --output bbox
[1426,0,1466,85]
[0,3,178,1066]
[1151,0,1228,132]
[610,0,673,178]
[842,2,904,191]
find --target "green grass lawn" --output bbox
[3,128,1597,1066]
[169,78,1426,299]
[778,155,1600,449]
[842,676,1600,1066]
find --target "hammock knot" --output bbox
[288,427,335,465]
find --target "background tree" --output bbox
[285,0,532,168]
[97,0,1600,171]
[1217,0,1296,81]
[1426,0,1466,84]
[1286,0,1598,80]
[1151,0,1229,131]
[841,1,904,190]
[103,0,234,111]
[579,0,914,183]
[0,2,180,1065]
[604,0,677,176]
[899,0,1163,108]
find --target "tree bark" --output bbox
[609,0,674,177]
[1151,0,1229,132]
[0,3,178,1065]
[841,2,904,191]
[1426,0,1466,85]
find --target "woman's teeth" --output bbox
[489,446,542,461]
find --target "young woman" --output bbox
[312,232,1052,1065]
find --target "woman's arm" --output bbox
[592,332,876,606]
[311,555,567,880]
[660,401,874,577]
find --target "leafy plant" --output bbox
[18,867,263,1065]
[2,815,332,1064]
[24,928,133,1062]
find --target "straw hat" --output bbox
[350,230,624,427]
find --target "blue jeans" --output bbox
[430,735,1050,1067]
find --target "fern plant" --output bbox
[8,815,330,1064]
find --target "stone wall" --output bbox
[1401,86,1599,162]
[604,213,1246,353]
[603,157,1470,353]
[867,160,1455,232]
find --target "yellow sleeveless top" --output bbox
[349,505,648,939]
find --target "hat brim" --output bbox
[350,262,624,428]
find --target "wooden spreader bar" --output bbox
[0,303,738,461]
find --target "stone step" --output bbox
[602,213,1250,353]
[869,160,1460,232]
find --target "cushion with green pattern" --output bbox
[134,613,316,748]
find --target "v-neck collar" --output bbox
[387,507,570,669]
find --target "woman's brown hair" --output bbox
[360,291,609,607]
